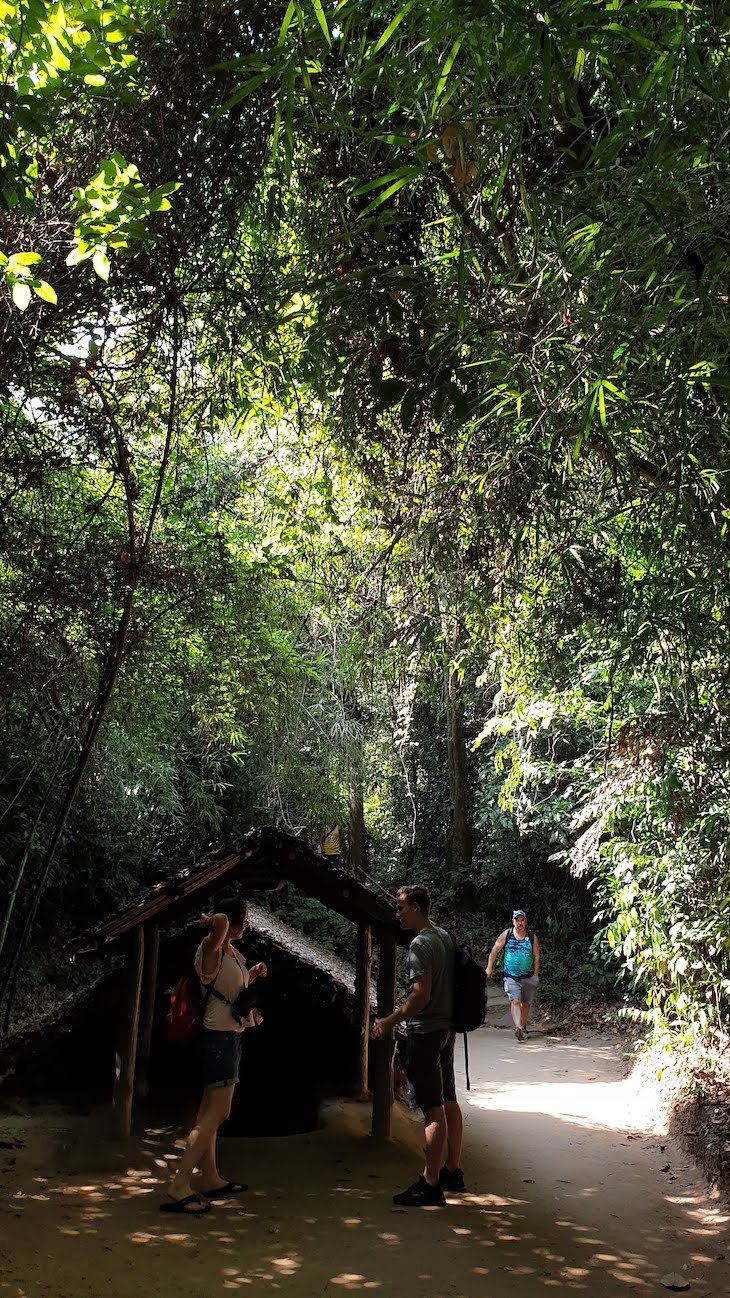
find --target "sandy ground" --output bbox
[1,1002,728,1298]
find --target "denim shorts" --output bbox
[406,1028,456,1112]
[202,1029,243,1089]
[504,974,539,1005]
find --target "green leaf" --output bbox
[33,280,58,304]
[310,0,331,46]
[278,0,298,44]
[10,251,42,267]
[368,0,415,58]
[373,377,405,411]
[360,174,420,214]
[151,181,181,198]
[11,281,31,310]
[92,249,110,280]
[213,68,274,120]
[432,35,465,111]
[598,384,607,428]
[400,386,418,431]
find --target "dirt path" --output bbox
[1,1003,728,1298]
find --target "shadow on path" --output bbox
[0,1010,728,1298]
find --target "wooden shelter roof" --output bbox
[244,903,377,1003]
[67,826,404,959]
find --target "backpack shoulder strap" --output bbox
[206,947,249,1009]
[201,948,226,1007]
[433,926,456,963]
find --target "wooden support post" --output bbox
[112,926,144,1140]
[371,927,396,1142]
[134,921,159,1099]
[352,920,371,1099]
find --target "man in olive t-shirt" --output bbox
[372,884,465,1207]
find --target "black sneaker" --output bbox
[393,1175,445,1207]
[439,1166,466,1192]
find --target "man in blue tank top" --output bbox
[486,909,540,1042]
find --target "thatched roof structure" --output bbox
[0,904,374,1093]
[64,827,403,1142]
[243,904,376,1002]
[67,825,403,959]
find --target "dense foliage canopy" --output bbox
[0,0,728,1041]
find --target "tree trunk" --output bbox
[0,744,68,976]
[348,769,367,881]
[445,662,472,871]
[0,296,180,1035]
[1,583,141,1036]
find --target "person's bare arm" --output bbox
[199,913,229,977]
[486,930,508,978]
[532,934,541,978]
[371,973,432,1038]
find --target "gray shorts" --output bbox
[504,974,539,1005]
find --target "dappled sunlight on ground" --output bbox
[1,1022,728,1297]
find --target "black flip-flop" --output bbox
[160,1193,211,1216]
[200,1180,248,1200]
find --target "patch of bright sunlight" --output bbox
[269,1256,302,1275]
[467,1074,650,1131]
[329,1278,382,1290]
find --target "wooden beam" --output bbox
[112,926,144,1139]
[352,921,371,1099]
[134,921,159,1099]
[371,927,397,1142]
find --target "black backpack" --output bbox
[435,929,487,1090]
[451,937,488,1034]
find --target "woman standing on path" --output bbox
[161,895,266,1216]
[486,909,540,1042]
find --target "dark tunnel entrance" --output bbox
[151,924,359,1137]
[2,922,364,1139]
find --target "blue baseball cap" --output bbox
[512,909,527,919]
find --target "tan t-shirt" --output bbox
[194,941,251,1034]
[322,826,341,855]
